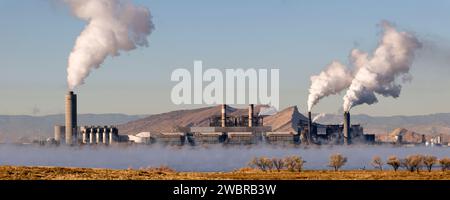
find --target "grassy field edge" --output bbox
[0,166,449,180]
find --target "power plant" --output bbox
[53,91,373,146]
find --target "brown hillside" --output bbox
[118,105,307,134]
[264,106,307,132]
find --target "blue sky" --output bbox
[0,0,450,116]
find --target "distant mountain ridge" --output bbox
[0,114,145,141]
[117,105,296,134]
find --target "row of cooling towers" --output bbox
[54,125,119,145]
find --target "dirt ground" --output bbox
[0,166,449,180]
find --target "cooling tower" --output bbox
[221,104,227,127]
[343,111,351,145]
[248,104,254,127]
[65,91,77,145]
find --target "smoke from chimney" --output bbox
[342,21,422,111]
[64,0,155,90]
[306,21,421,112]
[307,61,353,112]
[312,113,326,123]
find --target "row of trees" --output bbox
[249,156,306,172]
[248,154,450,172]
[248,154,346,172]
[373,155,450,172]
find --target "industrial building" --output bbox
[265,132,300,145]
[80,126,119,145]
[54,125,120,145]
[187,104,273,145]
[298,111,374,145]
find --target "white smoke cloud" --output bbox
[312,113,326,123]
[65,0,155,90]
[343,21,422,111]
[307,61,353,111]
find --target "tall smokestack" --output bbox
[343,111,351,145]
[221,104,227,127]
[248,104,254,127]
[307,111,312,144]
[65,91,77,145]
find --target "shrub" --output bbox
[284,156,305,172]
[272,158,285,172]
[439,157,450,171]
[401,154,424,173]
[423,155,437,172]
[371,156,384,171]
[328,153,347,171]
[386,156,401,171]
[249,157,273,172]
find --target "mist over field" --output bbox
[0,144,448,172]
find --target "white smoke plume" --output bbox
[342,21,421,111]
[312,113,326,123]
[64,0,155,89]
[307,61,353,111]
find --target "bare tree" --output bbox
[371,156,384,171]
[263,157,274,172]
[439,157,450,171]
[249,157,267,172]
[423,155,437,172]
[401,154,424,173]
[249,157,262,171]
[328,153,347,171]
[386,156,401,171]
[284,156,306,172]
[272,158,285,172]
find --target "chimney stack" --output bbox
[65,91,77,145]
[307,111,312,144]
[221,104,227,127]
[248,104,254,127]
[343,111,351,145]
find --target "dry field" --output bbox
[0,166,449,180]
